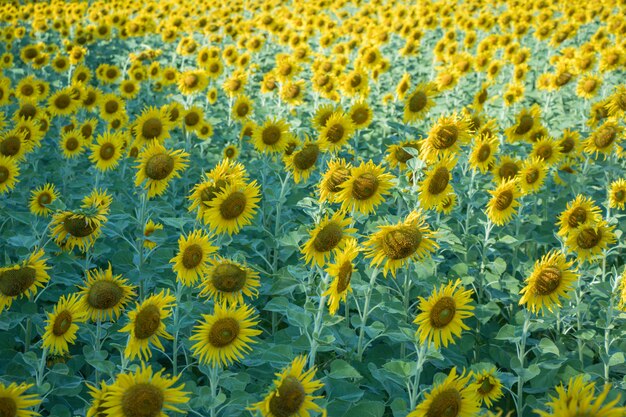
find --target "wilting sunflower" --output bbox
[505,105,542,142]
[59,128,86,158]
[42,293,87,355]
[469,133,499,173]
[336,160,395,215]
[198,257,260,305]
[583,118,623,158]
[190,302,262,367]
[49,205,106,252]
[120,289,175,361]
[252,118,292,154]
[204,181,261,235]
[419,155,457,210]
[566,220,616,263]
[0,155,19,194]
[77,263,136,321]
[322,238,359,315]
[364,210,438,278]
[414,280,474,348]
[102,364,189,417]
[556,195,602,237]
[519,250,578,314]
[89,131,125,172]
[284,140,321,183]
[318,112,355,153]
[535,375,626,417]
[486,179,521,226]
[608,179,626,210]
[0,382,41,417]
[143,219,163,249]
[318,158,351,203]
[422,113,472,162]
[170,229,217,286]
[0,248,50,313]
[133,106,173,145]
[29,183,59,216]
[135,141,189,198]
[468,367,504,407]
[407,367,479,417]
[403,82,437,123]
[302,211,356,267]
[518,157,548,195]
[251,355,325,417]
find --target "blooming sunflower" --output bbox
[419,155,457,210]
[198,257,260,305]
[583,118,623,158]
[0,248,50,313]
[468,367,504,407]
[469,133,499,173]
[608,179,626,210]
[576,74,602,99]
[486,179,521,226]
[170,229,217,286]
[0,130,30,161]
[190,302,262,367]
[518,157,548,195]
[135,141,189,198]
[86,381,111,417]
[102,364,189,417]
[422,112,472,162]
[318,112,355,153]
[203,181,261,235]
[251,356,325,417]
[59,128,85,158]
[557,129,581,159]
[133,106,173,145]
[42,293,87,355]
[385,140,422,169]
[302,211,357,267]
[143,219,163,250]
[77,263,136,321]
[364,210,438,278]
[318,158,351,203]
[284,141,321,184]
[49,206,106,252]
[178,69,208,96]
[232,95,253,122]
[311,104,337,132]
[407,367,479,417]
[120,289,176,361]
[0,155,20,194]
[403,82,437,123]
[0,382,40,417]
[89,131,126,172]
[29,183,59,217]
[47,87,79,117]
[505,105,542,142]
[336,160,395,215]
[223,145,239,160]
[414,280,474,348]
[322,238,359,315]
[566,220,616,263]
[349,100,373,130]
[252,118,293,154]
[556,195,602,237]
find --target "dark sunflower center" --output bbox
[236,103,249,117]
[87,280,123,310]
[536,144,552,160]
[21,84,34,96]
[494,190,514,211]
[555,71,572,87]
[182,244,204,269]
[183,74,198,88]
[63,136,79,151]
[430,296,456,328]
[0,135,21,157]
[316,75,329,87]
[219,191,247,220]
[225,148,235,158]
[428,167,450,195]
[559,137,574,153]
[0,396,17,417]
[64,215,98,237]
[351,108,369,125]
[212,263,247,292]
[525,168,539,184]
[106,68,118,79]
[134,304,161,339]
[615,190,625,202]
[327,167,349,193]
[478,378,494,395]
[336,262,353,293]
[55,94,71,110]
[576,228,601,249]
[535,266,561,295]
[515,115,534,135]
[19,103,37,119]
[433,125,458,149]
[615,93,626,110]
[208,317,240,347]
[498,162,519,180]
[326,123,345,143]
[82,124,93,139]
[99,143,116,160]
[352,172,379,200]
[477,144,491,162]
[52,310,73,336]
[268,376,306,417]
[38,192,52,206]
[121,383,164,417]
[477,89,488,104]
[426,388,462,417]
[293,144,319,170]
[262,126,282,145]
[286,84,300,99]
[382,226,422,260]
[583,79,597,93]
[145,153,174,180]
[142,118,163,140]
[313,223,343,252]
[84,91,97,106]
[105,100,119,114]
[184,112,200,127]
[0,266,37,297]
[568,207,587,228]
[594,126,616,148]
[350,74,362,88]
[200,180,228,205]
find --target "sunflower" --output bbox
[170,229,217,286]
[252,118,293,154]
[177,69,209,96]
[0,130,29,161]
[207,87,218,105]
[469,133,499,173]
[322,238,359,315]
[232,95,253,121]
[89,131,125,172]
[347,100,373,130]
[86,381,110,417]
[531,137,562,166]
[280,79,306,106]
[28,183,58,217]
[583,119,623,158]
[403,82,437,123]
[486,179,520,226]
[135,141,189,198]
[422,113,472,162]
[0,248,50,313]
[311,104,338,132]
[102,364,189,417]
[576,74,603,99]
[566,220,616,263]
[336,160,395,215]
[609,179,626,210]
[251,355,325,417]
[15,76,40,102]
[556,195,602,237]
[42,293,87,355]
[98,93,126,123]
[284,141,320,184]
[318,111,355,153]
[419,155,457,210]
[437,193,457,214]
[0,382,40,417]
[606,86,626,118]
[120,289,175,361]
[302,211,357,267]
[77,263,136,322]
[407,367,479,417]
[364,210,438,278]
[49,206,106,252]
[190,302,262,367]
[47,87,79,117]
[385,140,421,169]
[516,157,547,195]
[493,156,521,183]
[198,257,260,305]
[223,145,239,160]
[133,106,173,145]
[519,250,578,314]
[203,181,261,235]
[557,129,581,158]
[143,219,163,250]
[414,279,474,348]
[318,158,351,203]
[468,367,504,407]
[506,105,542,142]
[57,127,84,159]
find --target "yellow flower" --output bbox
[556,195,602,237]
[469,133,499,173]
[566,220,616,263]
[323,238,359,315]
[335,159,395,215]
[505,105,541,142]
[232,95,253,121]
[77,263,136,321]
[418,155,456,210]
[468,367,504,407]
[608,179,626,210]
[403,82,437,124]
[518,157,548,195]
[0,248,50,313]
[318,111,355,153]
[252,118,293,154]
[198,256,260,305]
[134,141,189,198]
[89,131,126,171]
[583,118,623,159]
[29,183,59,216]
[422,112,471,162]
[0,154,20,194]
[0,382,41,417]
[203,181,261,235]
[486,178,520,226]
[407,367,479,417]
[170,229,217,286]
[302,211,357,267]
[133,106,173,145]
[143,219,163,249]
[318,158,351,203]
[42,293,87,355]
[284,141,321,184]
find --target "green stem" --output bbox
[308,273,330,369]
[172,282,183,375]
[208,365,220,417]
[35,347,48,386]
[400,263,413,359]
[94,318,102,383]
[603,256,614,382]
[516,313,530,417]
[137,191,148,299]
[357,268,379,361]
[408,343,427,410]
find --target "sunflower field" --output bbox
[2,0,626,416]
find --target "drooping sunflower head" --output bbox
[336,159,395,215]
[583,118,623,159]
[0,248,50,313]
[385,140,422,169]
[198,257,260,305]
[506,105,542,142]
[318,158,351,203]
[77,263,136,321]
[302,211,356,267]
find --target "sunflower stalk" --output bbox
[602,259,616,382]
[136,190,148,300]
[407,343,427,410]
[208,364,220,417]
[515,312,531,417]
[308,272,330,369]
[172,281,184,376]
[35,347,48,387]
[356,268,379,361]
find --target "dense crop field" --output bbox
[1,0,626,416]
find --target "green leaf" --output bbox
[499,235,517,244]
[342,401,385,417]
[383,360,414,378]
[495,324,518,341]
[329,359,362,380]
[538,338,559,356]
[608,352,625,367]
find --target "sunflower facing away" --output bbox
[198,256,260,305]
[190,302,262,368]
[135,140,190,198]
[322,238,360,315]
[302,211,357,267]
[486,178,521,226]
[336,160,395,215]
[120,289,176,361]
[0,382,41,417]
[42,293,87,355]
[468,367,504,407]
[170,229,217,286]
[77,263,136,321]
[0,248,50,313]
[203,181,261,235]
[29,183,59,216]
[364,210,438,278]
[414,279,474,348]
[251,355,325,417]
[407,367,479,417]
